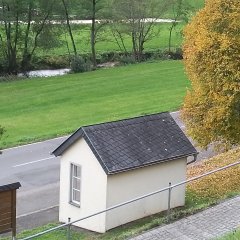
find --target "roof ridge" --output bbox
[84,115,173,133]
[52,111,197,175]
[82,111,170,130]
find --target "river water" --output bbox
[18,68,71,78]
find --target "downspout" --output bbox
[187,152,198,165]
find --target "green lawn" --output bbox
[0,60,189,148]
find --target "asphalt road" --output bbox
[0,111,216,218]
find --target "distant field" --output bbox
[0,60,190,148]
[186,0,205,10]
[0,0,205,58]
[44,0,205,56]
[40,23,184,56]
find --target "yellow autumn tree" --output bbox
[181,0,240,150]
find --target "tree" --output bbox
[82,0,109,69]
[61,0,78,56]
[181,0,240,150]
[90,0,98,68]
[168,0,191,53]
[21,0,57,73]
[111,0,171,61]
[0,0,57,74]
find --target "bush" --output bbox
[99,51,120,63]
[167,48,183,60]
[70,55,91,73]
[147,50,169,61]
[32,55,69,70]
[0,75,25,82]
[119,55,136,65]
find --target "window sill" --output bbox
[69,201,80,208]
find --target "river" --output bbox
[18,68,71,78]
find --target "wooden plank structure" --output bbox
[0,182,21,240]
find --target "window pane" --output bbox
[73,165,81,177]
[73,190,80,202]
[73,178,80,189]
[76,166,81,177]
[71,164,81,204]
[73,165,77,176]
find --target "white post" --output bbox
[167,182,172,222]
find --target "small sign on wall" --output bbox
[0,182,21,239]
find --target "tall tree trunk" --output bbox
[168,24,174,53]
[131,32,138,61]
[21,2,33,73]
[139,40,144,61]
[138,22,145,61]
[4,4,18,74]
[62,0,77,56]
[91,0,97,69]
[168,0,183,54]
[131,19,138,61]
[29,3,54,66]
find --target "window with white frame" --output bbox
[70,163,81,206]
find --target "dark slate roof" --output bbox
[53,112,197,175]
[0,182,21,192]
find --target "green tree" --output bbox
[0,0,57,74]
[60,0,78,56]
[168,0,191,53]
[111,0,171,61]
[80,0,109,68]
[181,0,240,150]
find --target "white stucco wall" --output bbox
[59,138,108,233]
[105,158,187,231]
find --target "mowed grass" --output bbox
[0,60,189,148]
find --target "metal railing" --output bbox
[20,161,240,240]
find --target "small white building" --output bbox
[53,112,197,233]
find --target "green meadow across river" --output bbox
[0,60,190,148]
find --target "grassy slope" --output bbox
[0,60,189,148]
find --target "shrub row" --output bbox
[31,48,183,72]
[0,48,183,75]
